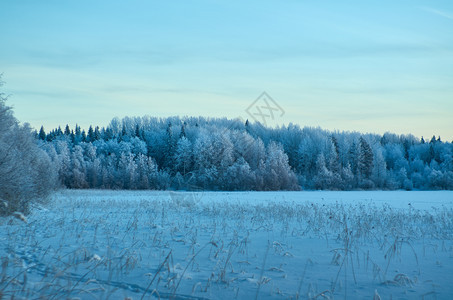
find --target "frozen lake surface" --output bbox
[1,190,452,299]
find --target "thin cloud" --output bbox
[421,7,453,21]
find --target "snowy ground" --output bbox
[1,190,452,299]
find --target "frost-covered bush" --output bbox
[0,81,56,215]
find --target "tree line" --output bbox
[3,74,451,216]
[37,116,453,191]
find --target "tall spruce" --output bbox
[358,137,373,179]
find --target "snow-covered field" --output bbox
[1,190,453,299]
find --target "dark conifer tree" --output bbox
[104,127,114,141]
[358,137,373,179]
[331,135,340,157]
[38,126,46,140]
[81,130,87,142]
[74,125,82,144]
[57,126,63,136]
[87,126,95,142]
[75,124,81,136]
[179,122,186,139]
[64,124,71,135]
[70,129,75,144]
[164,122,176,170]
[348,141,359,177]
[135,124,140,138]
[94,126,101,140]
[403,139,410,160]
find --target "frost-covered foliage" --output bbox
[0,82,56,215]
[1,190,452,299]
[39,116,453,191]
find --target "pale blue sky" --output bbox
[1,0,452,140]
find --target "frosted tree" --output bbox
[230,131,265,170]
[261,142,298,190]
[36,113,453,191]
[0,80,56,215]
[314,154,334,189]
[53,140,72,186]
[325,139,342,188]
[192,129,234,188]
[70,145,88,188]
[118,152,137,189]
[225,157,255,190]
[102,154,117,189]
[136,153,151,189]
[84,143,101,188]
[371,147,387,188]
[297,137,317,178]
[174,136,193,177]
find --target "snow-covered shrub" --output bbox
[0,82,56,215]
